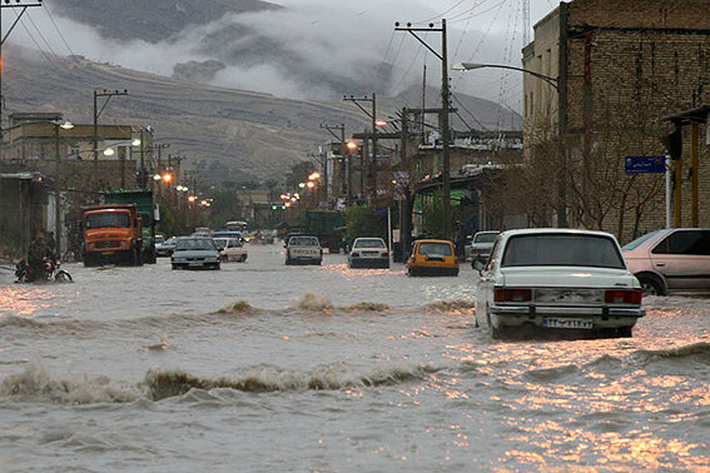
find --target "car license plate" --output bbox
[101,251,114,256]
[363,251,379,257]
[543,318,593,330]
[536,289,602,303]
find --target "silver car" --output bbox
[171,237,221,270]
[467,231,499,263]
[623,228,710,296]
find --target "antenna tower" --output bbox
[522,0,530,45]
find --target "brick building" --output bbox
[523,0,710,241]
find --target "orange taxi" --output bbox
[406,239,459,276]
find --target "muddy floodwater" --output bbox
[1,244,709,472]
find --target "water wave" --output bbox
[0,362,438,404]
[634,342,710,363]
[425,300,476,313]
[215,300,256,316]
[0,363,141,404]
[146,363,437,400]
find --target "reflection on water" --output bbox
[0,286,57,318]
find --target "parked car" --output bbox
[622,228,710,296]
[285,235,322,265]
[214,237,248,262]
[348,237,390,269]
[171,237,221,270]
[467,231,499,263]
[155,236,178,257]
[406,239,459,276]
[474,229,645,339]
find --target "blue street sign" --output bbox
[625,156,666,174]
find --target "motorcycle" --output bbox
[15,258,73,283]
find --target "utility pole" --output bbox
[0,0,43,156]
[320,123,348,202]
[395,20,453,240]
[93,89,128,189]
[343,94,378,202]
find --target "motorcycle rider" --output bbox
[27,230,55,282]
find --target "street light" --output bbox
[452,62,559,90]
[54,120,74,257]
[453,61,567,227]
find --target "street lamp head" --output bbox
[60,121,74,130]
[346,141,358,150]
[452,62,484,71]
[375,119,387,127]
[153,174,162,181]
[132,138,141,146]
[103,148,115,157]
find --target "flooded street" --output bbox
[1,243,709,472]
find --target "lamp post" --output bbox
[453,62,567,227]
[54,120,74,257]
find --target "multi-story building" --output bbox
[523,0,710,240]
[1,112,154,190]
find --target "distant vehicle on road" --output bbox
[623,228,710,296]
[348,237,390,269]
[171,237,221,270]
[156,236,178,257]
[285,235,322,265]
[466,231,499,263]
[474,229,645,339]
[407,240,459,276]
[215,237,248,262]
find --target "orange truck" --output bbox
[82,204,143,266]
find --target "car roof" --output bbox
[500,228,617,240]
[354,237,385,242]
[416,239,453,245]
[473,231,499,235]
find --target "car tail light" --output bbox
[382,252,389,258]
[494,288,532,302]
[352,252,360,257]
[605,289,642,304]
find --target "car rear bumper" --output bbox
[489,305,645,328]
[350,257,389,268]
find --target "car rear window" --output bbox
[419,242,452,256]
[177,239,216,251]
[501,234,625,269]
[289,237,319,246]
[474,233,497,243]
[355,239,385,249]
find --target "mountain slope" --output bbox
[5,47,520,182]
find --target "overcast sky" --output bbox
[8,0,560,110]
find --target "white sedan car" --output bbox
[348,237,390,269]
[474,229,645,339]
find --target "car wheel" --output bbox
[285,259,292,266]
[617,326,633,338]
[171,264,178,270]
[637,274,665,296]
[487,313,503,339]
[240,255,247,262]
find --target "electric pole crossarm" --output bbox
[2,6,29,45]
[394,29,443,61]
[343,96,374,120]
[320,123,345,143]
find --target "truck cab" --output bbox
[83,204,143,266]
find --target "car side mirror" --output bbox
[473,259,486,274]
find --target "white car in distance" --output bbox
[348,237,390,269]
[474,229,645,339]
[214,237,248,262]
[285,235,322,265]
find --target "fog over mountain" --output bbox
[29,0,524,103]
[3,1,522,182]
